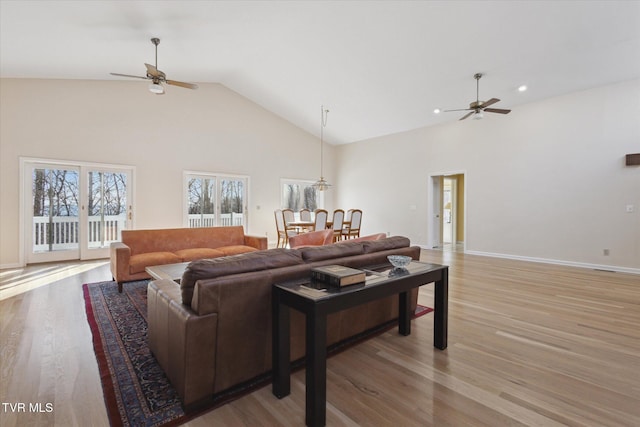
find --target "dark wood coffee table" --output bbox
[271,261,448,427]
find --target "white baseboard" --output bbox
[0,262,24,270]
[417,244,639,275]
[463,250,640,275]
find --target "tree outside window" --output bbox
[281,179,319,211]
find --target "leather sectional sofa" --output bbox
[110,226,267,292]
[147,236,421,409]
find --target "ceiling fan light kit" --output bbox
[444,73,511,121]
[148,82,164,94]
[110,38,198,95]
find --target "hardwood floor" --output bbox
[1,250,638,426]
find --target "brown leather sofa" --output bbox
[110,226,267,292]
[147,236,420,409]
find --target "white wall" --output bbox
[2,78,638,272]
[335,79,640,272]
[0,79,335,267]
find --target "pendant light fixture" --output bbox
[313,105,331,191]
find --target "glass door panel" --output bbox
[86,170,129,248]
[28,165,81,263]
[219,178,245,227]
[187,177,216,227]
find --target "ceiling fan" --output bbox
[110,38,198,95]
[444,73,510,120]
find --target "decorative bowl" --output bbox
[387,255,412,268]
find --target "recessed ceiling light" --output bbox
[518,85,528,92]
[434,108,441,114]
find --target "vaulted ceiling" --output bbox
[2,1,639,144]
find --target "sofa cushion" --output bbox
[217,245,260,256]
[129,252,182,274]
[175,248,226,262]
[362,236,411,253]
[298,241,364,262]
[180,248,304,305]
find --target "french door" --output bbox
[24,159,134,263]
[184,172,248,229]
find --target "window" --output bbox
[281,179,322,211]
[185,172,248,228]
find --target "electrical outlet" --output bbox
[603,249,610,256]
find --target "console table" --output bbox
[271,261,448,427]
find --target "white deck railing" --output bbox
[187,213,244,228]
[33,215,126,251]
[33,213,245,251]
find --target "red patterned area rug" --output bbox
[83,280,432,426]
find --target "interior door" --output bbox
[443,177,456,244]
[429,175,444,249]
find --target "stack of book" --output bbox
[310,265,366,287]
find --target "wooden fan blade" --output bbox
[480,98,500,108]
[110,72,148,80]
[459,111,474,120]
[166,80,199,90]
[144,63,164,78]
[484,108,511,114]
[444,108,473,112]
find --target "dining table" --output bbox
[286,220,315,232]
[285,220,351,232]
[326,220,350,229]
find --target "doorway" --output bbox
[429,173,465,251]
[22,158,134,264]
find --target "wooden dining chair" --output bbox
[282,208,298,242]
[331,209,345,242]
[298,208,313,232]
[342,209,362,239]
[282,208,295,225]
[300,208,311,221]
[341,209,353,238]
[274,209,287,248]
[313,209,328,231]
